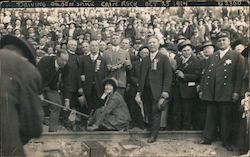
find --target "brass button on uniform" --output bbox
[224,76,227,78]
[224,83,226,85]
[224,69,227,72]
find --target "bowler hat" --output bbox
[175,35,186,43]
[201,40,214,50]
[178,40,193,51]
[68,21,76,26]
[103,77,118,90]
[0,35,36,65]
[231,39,245,50]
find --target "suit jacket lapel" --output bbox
[183,56,193,69]
[213,52,221,65]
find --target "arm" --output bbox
[94,95,119,126]
[183,60,202,82]
[234,54,245,94]
[162,55,173,94]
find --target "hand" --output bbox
[196,85,200,92]
[107,64,113,71]
[64,99,70,110]
[39,94,45,101]
[78,88,83,95]
[115,63,123,69]
[161,92,169,99]
[157,98,167,111]
[78,95,87,107]
[135,92,142,104]
[199,92,203,99]
[176,70,184,79]
[232,93,239,103]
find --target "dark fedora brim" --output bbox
[201,43,214,50]
[0,35,36,65]
[178,44,194,51]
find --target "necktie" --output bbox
[57,68,62,90]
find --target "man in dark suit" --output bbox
[37,49,69,132]
[125,46,149,129]
[199,31,245,151]
[172,40,201,130]
[136,36,173,143]
[63,39,82,129]
[79,40,107,113]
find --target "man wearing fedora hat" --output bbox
[199,31,245,151]
[0,35,43,156]
[172,39,201,130]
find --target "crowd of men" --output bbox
[0,7,249,152]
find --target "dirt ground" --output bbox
[24,137,240,157]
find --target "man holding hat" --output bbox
[0,35,43,156]
[172,39,201,130]
[136,36,172,143]
[199,31,245,151]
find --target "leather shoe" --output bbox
[222,144,233,151]
[87,124,99,131]
[199,139,211,145]
[147,136,157,143]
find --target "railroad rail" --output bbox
[32,130,203,142]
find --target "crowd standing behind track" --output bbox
[0,7,249,154]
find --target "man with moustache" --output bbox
[136,36,172,143]
[199,31,245,151]
[37,49,69,132]
[103,32,132,97]
[79,40,107,113]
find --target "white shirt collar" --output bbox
[112,46,120,52]
[150,51,158,61]
[219,46,230,58]
[84,51,91,56]
[182,55,192,63]
[68,50,75,55]
[90,53,99,61]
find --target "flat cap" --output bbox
[216,31,230,40]
[201,40,214,50]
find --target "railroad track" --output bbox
[33,130,203,142]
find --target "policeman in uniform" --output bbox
[199,31,245,151]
